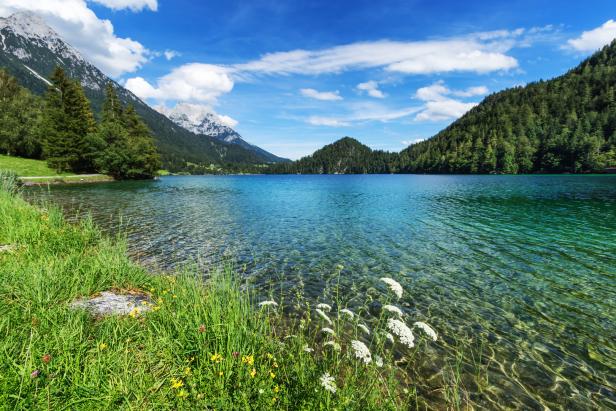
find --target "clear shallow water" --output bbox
[28,175,616,409]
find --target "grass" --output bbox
[0,178,426,409]
[0,155,68,177]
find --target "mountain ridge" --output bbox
[0,11,285,171]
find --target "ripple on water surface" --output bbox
[27,174,616,409]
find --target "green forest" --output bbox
[273,41,616,175]
[0,68,160,179]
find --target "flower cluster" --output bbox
[387,318,415,348]
[351,340,372,364]
[380,277,403,299]
[320,372,337,394]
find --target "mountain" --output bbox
[268,137,399,174]
[0,12,281,171]
[273,41,616,175]
[399,40,616,174]
[160,104,288,163]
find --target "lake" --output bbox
[27,174,616,409]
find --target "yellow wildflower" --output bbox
[184,367,192,376]
[129,307,140,318]
[270,371,276,379]
[177,389,188,398]
[219,371,224,377]
[170,378,184,389]
[274,385,280,393]
[152,305,161,312]
[210,353,223,363]
[250,368,256,378]
[99,343,108,351]
[266,353,274,360]
[242,355,254,366]
[273,362,278,368]
[173,294,177,299]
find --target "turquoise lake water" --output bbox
[28,175,616,409]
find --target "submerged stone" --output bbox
[71,291,151,316]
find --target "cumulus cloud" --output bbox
[163,49,180,60]
[156,102,238,128]
[567,20,616,52]
[357,81,385,98]
[89,0,157,11]
[307,116,350,127]
[235,31,521,76]
[126,63,234,104]
[300,88,343,101]
[414,81,487,122]
[0,0,151,77]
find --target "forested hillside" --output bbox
[400,40,616,173]
[268,137,399,174]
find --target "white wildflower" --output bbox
[340,308,355,319]
[414,321,438,341]
[316,303,332,312]
[259,300,278,307]
[380,277,403,299]
[321,327,336,336]
[358,323,370,335]
[375,355,384,367]
[387,318,415,348]
[320,372,337,394]
[323,341,341,351]
[385,332,395,344]
[303,345,314,353]
[315,308,333,325]
[383,304,404,317]
[351,340,372,364]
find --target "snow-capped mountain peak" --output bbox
[158,104,242,143]
[0,12,83,63]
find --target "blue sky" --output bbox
[2,1,616,159]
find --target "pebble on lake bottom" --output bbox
[71,291,151,316]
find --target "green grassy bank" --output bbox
[0,155,113,185]
[0,173,416,410]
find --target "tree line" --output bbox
[0,67,160,179]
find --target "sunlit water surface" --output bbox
[27,175,616,409]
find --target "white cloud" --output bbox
[300,88,343,101]
[126,63,234,104]
[163,49,180,60]
[0,0,151,77]
[89,0,157,11]
[156,102,239,128]
[235,32,521,76]
[414,81,486,122]
[357,81,385,98]
[567,20,616,52]
[402,138,425,146]
[306,103,420,127]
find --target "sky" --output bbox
[1,1,616,159]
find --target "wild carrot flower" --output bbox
[385,333,395,344]
[321,327,336,336]
[259,300,278,307]
[413,322,438,341]
[387,319,415,348]
[375,355,384,367]
[383,305,404,317]
[323,341,341,351]
[315,308,333,325]
[303,345,314,353]
[380,278,403,299]
[320,372,337,393]
[242,355,254,366]
[340,308,354,319]
[316,303,332,312]
[351,340,372,364]
[42,354,52,364]
[358,324,370,335]
[170,378,184,389]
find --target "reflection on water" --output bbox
[27,175,616,409]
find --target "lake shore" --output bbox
[0,182,415,409]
